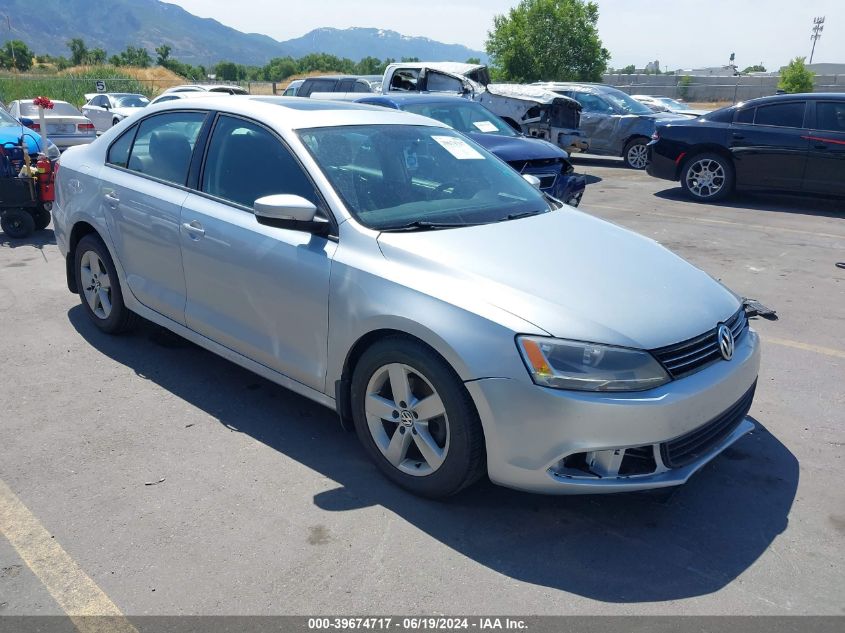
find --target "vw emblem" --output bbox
[718,324,735,361]
[399,410,414,427]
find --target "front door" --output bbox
[179,114,337,392]
[803,100,845,196]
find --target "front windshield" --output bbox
[115,95,149,108]
[658,98,690,110]
[602,90,654,115]
[299,125,549,231]
[401,101,516,137]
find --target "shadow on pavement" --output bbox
[68,307,798,604]
[654,187,845,219]
[0,228,56,250]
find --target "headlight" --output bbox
[45,140,61,160]
[516,336,670,392]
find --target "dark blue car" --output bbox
[357,94,586,206]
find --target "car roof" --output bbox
[736,92,845,108]
[147,95,450,130]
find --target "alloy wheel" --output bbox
[626,143,649,169]
[79,250,113,319]
[364,363,450,476]
[685,158,726,198]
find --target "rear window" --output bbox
[702,107,736,123]
[19,102,81,117]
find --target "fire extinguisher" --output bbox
[35,154,55,208]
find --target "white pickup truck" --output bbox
[378,62,587,153]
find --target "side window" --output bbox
[426,72,463,93]
[126,111,206,185]
[754,102,806,128]
[815,102,845,132]
[353,80,371,93]
[337,79,355,92]
[390,69,420,92]
[572,93,607,113]
[201,115,319,209]
[106,125,137,168]
[735,107,755,124]
[301,79,336,97]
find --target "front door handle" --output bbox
[103,191,119,208]
[182,220,205,239]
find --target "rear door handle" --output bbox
[731,133,745,140]
[103,191,119,208]
[182,220,205,239]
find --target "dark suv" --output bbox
[297,75,382,98]
[647,93,845,201]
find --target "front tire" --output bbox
[350,338,486,498]
[623,137,650,169]
[680,153,734,202]
[74,234,137,334]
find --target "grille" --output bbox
[661,381,756,468]
[652,308,748,379]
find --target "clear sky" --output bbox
[167,0,843,70]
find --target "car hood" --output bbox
[376,209,739,350]
[467,133,566,161]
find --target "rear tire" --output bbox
[74,234,138,334]
[680,153,734,202]
[350,337,486,498]
[1,209,35,239]
[623,137,650,169]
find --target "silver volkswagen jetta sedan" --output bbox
[53,96,760,498]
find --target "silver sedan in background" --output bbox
[81,93,150,133]
[53,97,760,498]
[8,99,96,150]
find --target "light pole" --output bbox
[809,16,825,64]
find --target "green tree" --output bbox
[465,57,482,65]
[619,64,635,75]
[0,40,33,71]
[677,74,693,99]
[779,57,814,93]
[67,38,88,65]
[742,63,766,74]
[214,61,240,81]
[485,0,609,82]
[89,48,107,65]
[155,44,171,65]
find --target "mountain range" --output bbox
[4,0,487,66]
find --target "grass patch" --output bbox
[0,66,175,107]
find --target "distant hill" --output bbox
[3,0,487,67]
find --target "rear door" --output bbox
[101,110,208,324]
[729,100,809,191]
[179,114,337,391]
[564,91,615,153]
[802,100,845,196]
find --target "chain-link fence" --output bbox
[603,73,845,104]
[0,76,280,107]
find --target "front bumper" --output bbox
[465,329,760,494]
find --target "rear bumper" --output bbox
[646,142,681,181]
[466,329,761,494]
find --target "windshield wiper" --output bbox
[498,210,545,222]
[379,220,482,232]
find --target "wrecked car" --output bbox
[357,93,586,206]
[380,62,586,154]
[535,82,688,169]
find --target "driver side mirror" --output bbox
[254,194,329,235]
